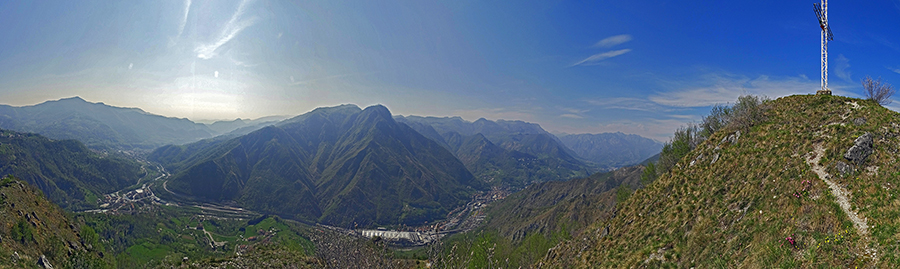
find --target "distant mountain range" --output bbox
[557,132,663,170]
[0,97,215,150]
[395,116,593,187]
[149,104,484,227]
[0,97,295,150]
[205,116,291,137]
[0,97,662,170]
[0,97,664,226]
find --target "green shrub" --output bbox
[654,95,769,177]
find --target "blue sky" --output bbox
[1,0,899,141]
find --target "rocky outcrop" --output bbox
[38,255,53,269]
[835,161,852,177]
[844,132,874,165]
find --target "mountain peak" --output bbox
[362,104,390,115]
[310,104,362,115]
[58,96,88,102]
[357,104,393,123]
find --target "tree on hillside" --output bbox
[862,76,895,106]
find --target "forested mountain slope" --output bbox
[150,104,483,227]
[433,166,647,268]
[0,129,142,210]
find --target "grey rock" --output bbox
[720,130,741,145]
[835,161,852,177]
[844,132,874,165]
[38,255,53,269]
[852,117,867,126]
[690,153,704,167]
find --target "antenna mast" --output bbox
[814,0,834,95]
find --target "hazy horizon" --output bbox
[2,0,899,141]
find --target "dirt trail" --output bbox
[806,143,877,260]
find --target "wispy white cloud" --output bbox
[593,34,632,48]
[169,0,192,48]
[667,114,697,120]
[586,97,671,112]
[889,67,900,75]
[178,0,192,37]
[195,0,257,59]
[870,34,900,53]
[227,53,258,67]
[834,54,852,82]
[560,114,583,119]
[649,74,820,107]
[288,73,361,86]
[571,49,632,67]
[558,107,589,114]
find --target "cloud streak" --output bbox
[195,0,257,59]
[834,54,851,82]
[594,34,632,48]
[649,74,819,107]
[586,97,671,112]
[890,67,900,75]
[571,49,631,66]
[169,0,192,48]
[178,0,191,38]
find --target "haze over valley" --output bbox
[1,0,899,268]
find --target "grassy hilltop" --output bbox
[544,95,900,268]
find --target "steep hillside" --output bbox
[544,95,900,268]
[435,166,646,268]
[0,97,214,150]
[484,166,645,244]
[0,175,108,268]
[396,116,592,187]
[0,129,142,210]
[150,105,483,227]
[558,132,663,170]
